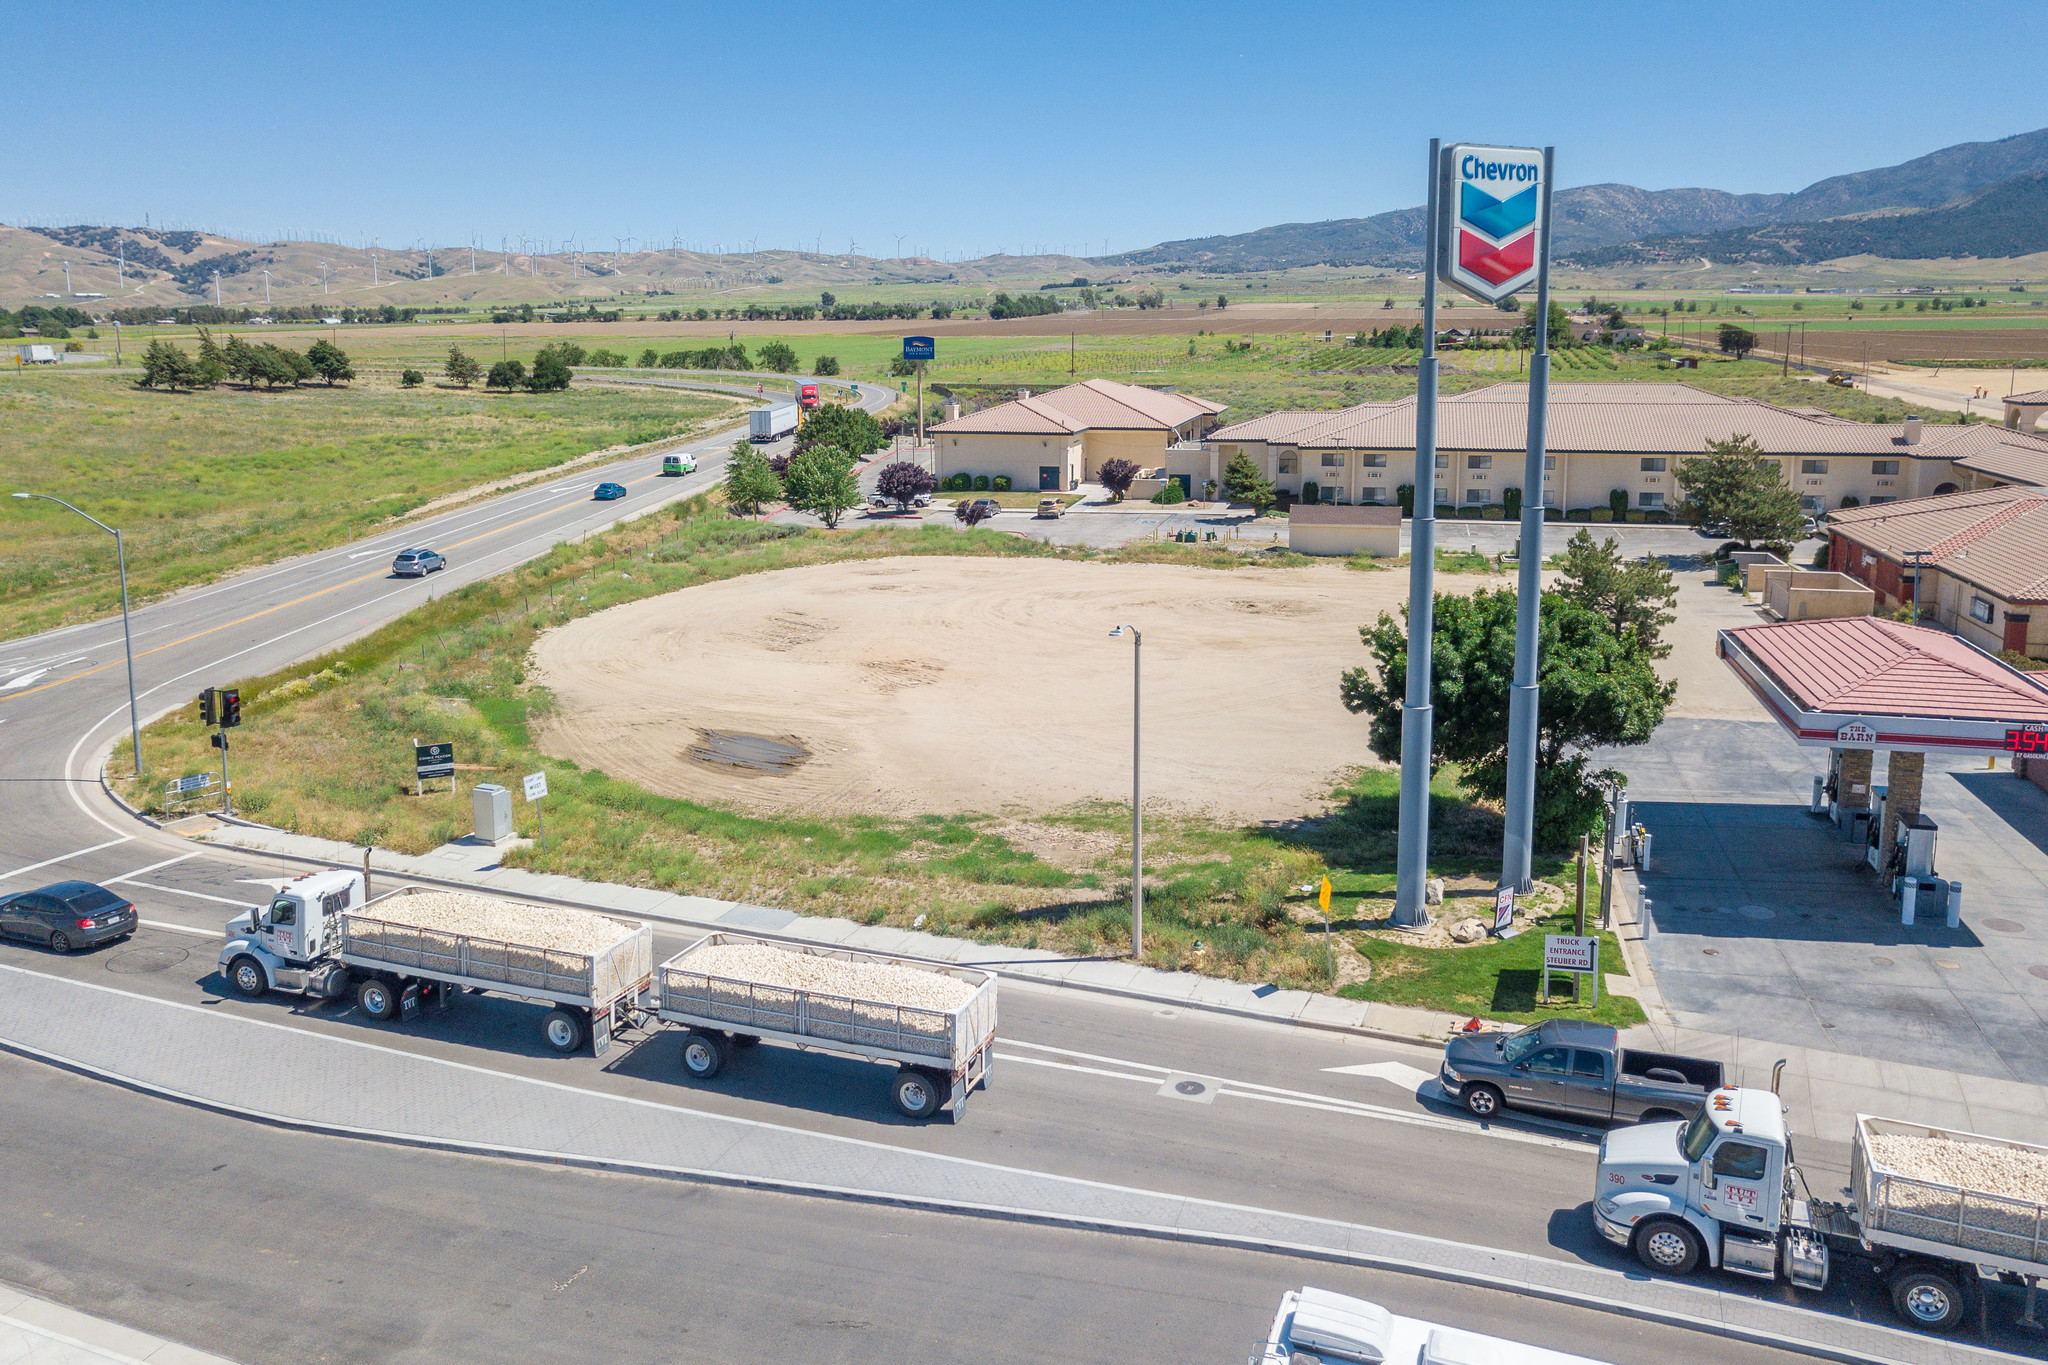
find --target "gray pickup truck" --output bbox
[1438,1019,1723,1125]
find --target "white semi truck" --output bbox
[748,401,799,443]
[218,870,654,1056]
[1595,1083,2048,1332]
[1254,1287,1614,1364]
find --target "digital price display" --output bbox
[2007,728,2048,754]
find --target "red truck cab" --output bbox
[798,383,820,409]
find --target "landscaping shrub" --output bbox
[1625,510,1647,523]
[1589,508,1613,523]
[1608,488,1629,519]
[1151,481,1187,504]
[1502,486,1522,519]
[1565,507,1590,521]
[991,475,1012,492]
[973,475,990,491]
[943,472,971,491]
[1301,480,1321,504]
[1480,505,1504,520]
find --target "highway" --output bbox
[0,378,2025,1361]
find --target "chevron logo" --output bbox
[1459,183,1539,241]
[1458,229,1535,286]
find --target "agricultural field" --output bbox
[0,367,741,639]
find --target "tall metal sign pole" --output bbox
[1501,147,1556,892]
[1392,139,1445,929]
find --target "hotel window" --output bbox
[1640,458,1666,472]
[1361,451,1387,467]
[1871,460,1898,475]
[1638,492,1664,508]
[1321,452,1345,468]
[1436,454,1450,470]
[1970,597,1994,624]
[1278,456,1297,474]
[1544,456,1557,470]
[1464,488,1490,504]
[1467,455,1492,470]
[1800,495,1824,512]
[1801,459,1829,475]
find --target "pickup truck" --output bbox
[1438,1019,1722,1125]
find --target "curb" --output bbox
[0,1031,1983,1365]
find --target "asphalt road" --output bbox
[0,382,2028,1359]
[0,1054,1825,1365]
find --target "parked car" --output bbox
[391,547,446,577]
[867,491,933,510]
[1035,497,1066,519]
[0,880,137,953]
[1438,1019,1722,1124]
[593,482,628,500]
[661,454,696,476]
[968,497,1003,517]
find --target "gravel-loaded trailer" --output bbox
[221,871,654,1056]
[656,932,997,1122]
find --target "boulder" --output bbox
[1448,917,1488,945]
[1424,878,1445,906]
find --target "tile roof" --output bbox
[930,377,1224,436]
[2006,388,2048,404]
[1724,616,2048,723]
[1829,485,2048,603]
[1205,382,2048,471]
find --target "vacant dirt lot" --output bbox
[529,556,1495,822]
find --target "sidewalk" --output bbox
[0,961,2023,1365]
[0,1284,237,1365]
[187,819,2048,1150]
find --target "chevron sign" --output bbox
[1438,144,1546,303]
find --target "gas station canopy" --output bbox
[1719,616,2048,754]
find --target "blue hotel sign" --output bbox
[902,336,935,361]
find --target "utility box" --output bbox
[472,783,513,843]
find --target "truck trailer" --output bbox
[1255,1287,1616,1365]
[748,402,799,443]
[1594,1084,2048,1332]
[219,871,654,1056]
[656,932,997,1122]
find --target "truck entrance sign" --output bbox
[1437,144,1546,303]
[1541,932,1598,1004]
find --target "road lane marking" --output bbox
[103,851,202,884]
[1323,1060,1438,1089]
[995,1053,1160,1085]
[141,917,222,938]
[0,837,133,884]
[121,881,252,907]
[2,669,50,691]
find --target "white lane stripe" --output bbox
[994,1053,1160,1085]
[0,836,133,883]
[140,917,221,938]
[103,851,202,883]
[124,881,250,907]
[2,669,50,691]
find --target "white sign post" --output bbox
[522,771,548,852]
[1542,933,1599,1006]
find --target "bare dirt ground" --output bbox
[528,557,1497,823]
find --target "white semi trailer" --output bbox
[1595,1084,2048,1332]
[218,870,654,1056]
[748,402,799,443]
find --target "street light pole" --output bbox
[1110,625,1143,958]
[12,493,143,776]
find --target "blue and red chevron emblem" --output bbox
[1439,144,1546,302]
[1456,182,1539,286]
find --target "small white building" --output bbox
[1287,503,1402,557]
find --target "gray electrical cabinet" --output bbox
[472,783,513,843]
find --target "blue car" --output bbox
[593,482,628,501]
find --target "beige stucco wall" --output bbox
[937,433,1083,491]
[1079,429,1169,481]
[1289,522,1401,557]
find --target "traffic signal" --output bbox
[198,689,217,726]
[210,732,226,751]
[221,687,242,728]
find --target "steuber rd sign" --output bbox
[1437,144,1546,303]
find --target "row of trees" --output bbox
[636,343,754,371]
[137,331,354,391]
[723,441,868,527]
[440,343,574,392]
[1342,531,1679,849]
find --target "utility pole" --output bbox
[1393,138,1444,929]
[62,259,71,294]
[212,270,220,306]
[1500,145,1557,896]
[117,242,125,290]
[321,259,329,294]
[1109,625,1143,958]
[372,251,379,286]
[262,269,271,306]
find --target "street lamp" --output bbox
[1108,625,1142,958]
[13,493,143,776]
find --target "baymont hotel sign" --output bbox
[1437,144,1546,303]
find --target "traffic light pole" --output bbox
[1392,139,1443,930]
[1500,146,1556,895]
[218,729,232,815]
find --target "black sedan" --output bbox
[593,482,628,500]
[0,880,137,953]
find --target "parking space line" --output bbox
[0,837,133,884]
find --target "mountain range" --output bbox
[1104,128,2048,271]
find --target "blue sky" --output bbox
[5,1,2046,260]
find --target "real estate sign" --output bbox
[1437,144,1546,303]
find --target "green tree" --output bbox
[1341,589,1673,849]
[722,440,782,515]
[757,341,799,373]
[137,338,199,391]
[812,354,840,376]
[1553,529,1679,659]
[192,329,227,387]
[400,368,425,388]
[1216,294,1229,309]
[1512,300,1572,348]
[485,359,525,390]
[820,292,836,308]
[1676,434,1805,548]
[444,344,482,388]
[222,334,257,387]
[1717,323,1757,359]
[526,348,573,392]
[1221,450,1275,513]
[793,402,885,457]
[307,338,356,386]
[782,446,863,528]
[636,347,659,368]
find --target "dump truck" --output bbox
[1594,1084,2048,1332]
[219,870,654,1056]
[656,932,997,1122]
[748,402,799,443]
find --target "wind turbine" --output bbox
[262,268,271,305]
[62,259,71,294]
[212,270,221,306]
[894,234,906,260]
[321,259,329,294]
[117,242,125,289]
[469,238,476,275]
